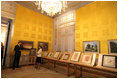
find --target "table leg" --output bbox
[74,64,77,78]
[79,66,82,77]
[67,63,70,76]
[54,61,56,68]
[48,60,49,69]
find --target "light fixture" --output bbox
[35,1,68,16]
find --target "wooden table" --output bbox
[72,62,117,78]
[41,57,72,76]
[41,57,117,78]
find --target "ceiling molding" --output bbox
[15,1,94,18]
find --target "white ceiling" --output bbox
[15,1,94,18]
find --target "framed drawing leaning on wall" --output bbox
[47,51,54,58]
[83,41,99,53]
[42,51,49,57]
[63,54,70,60]
[60,52,73,62]
[71,51,81,61]
[53,52,60,59]
[82,54,93,64]
[108,40,117,54]
[79,53,96,66]
[102,55,117,68]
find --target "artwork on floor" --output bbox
[38,42,48,51]
[108,40,117,54]
[83,41,99,53]
[20,41,33,50]
[63,54,70,60]
[29,48,36,56]
[53,52,60,58]
[48,51,53,57]
[71,51,81,61]
[82,54,92,64]
[102,55,117,68]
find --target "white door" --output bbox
[67,35,74,52]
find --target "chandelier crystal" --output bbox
[35,1,68,16]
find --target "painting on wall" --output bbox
[53,52,60,58]
[108,40,117,54]
[63,54,70,60]
[71,52,81,61]
[82,54,92,64]
[29,48,36,56]
[38,42,48,51]
[20,41,33,50]
[83,41,99,53]
[102,55,117,68]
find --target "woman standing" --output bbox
[36,46,42,69]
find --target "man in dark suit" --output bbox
[12,41,22,70]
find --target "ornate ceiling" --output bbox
[15,1,94,18]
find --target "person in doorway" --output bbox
[12,41,22,70]
[36,46,42,69]
[1,42,4,65]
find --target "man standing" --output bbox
[12,41,22,70]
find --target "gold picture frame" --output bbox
[79,53,94,65]
[83,41,99,53]
[60,52,73,62]
[63,54,70,60]
[82,54,92,64]
[53,52,61,59]
[42,51,49,57]
[47,51,54,58]
[70,51,81,62]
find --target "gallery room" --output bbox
[1,1,117,78]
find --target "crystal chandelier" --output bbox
[35,1,68,16]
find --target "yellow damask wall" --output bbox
[75,1,117,54]
[11,4,53,54]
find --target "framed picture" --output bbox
[102,55,117,68]
[108,40,117,54]
[63,54,70,60]
[38,42,48,51]
[20,40,33,50]
[83,41,99,53]
[53,52,60,58]
[29,48,36,56]
[48,51,53,57]
[71,51,81,61]
[43,52,49,57]
[82,54,92,64]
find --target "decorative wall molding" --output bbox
[1,1,17,19]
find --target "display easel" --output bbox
[29,56,36,65]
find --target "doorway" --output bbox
[60,25,75,53]
[1,17,12,67]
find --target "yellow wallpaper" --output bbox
[11,4,53,54]
[75,1,117,54]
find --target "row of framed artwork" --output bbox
[83,40,117,54]
[42,51,117,69]
[19,40,48,51]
